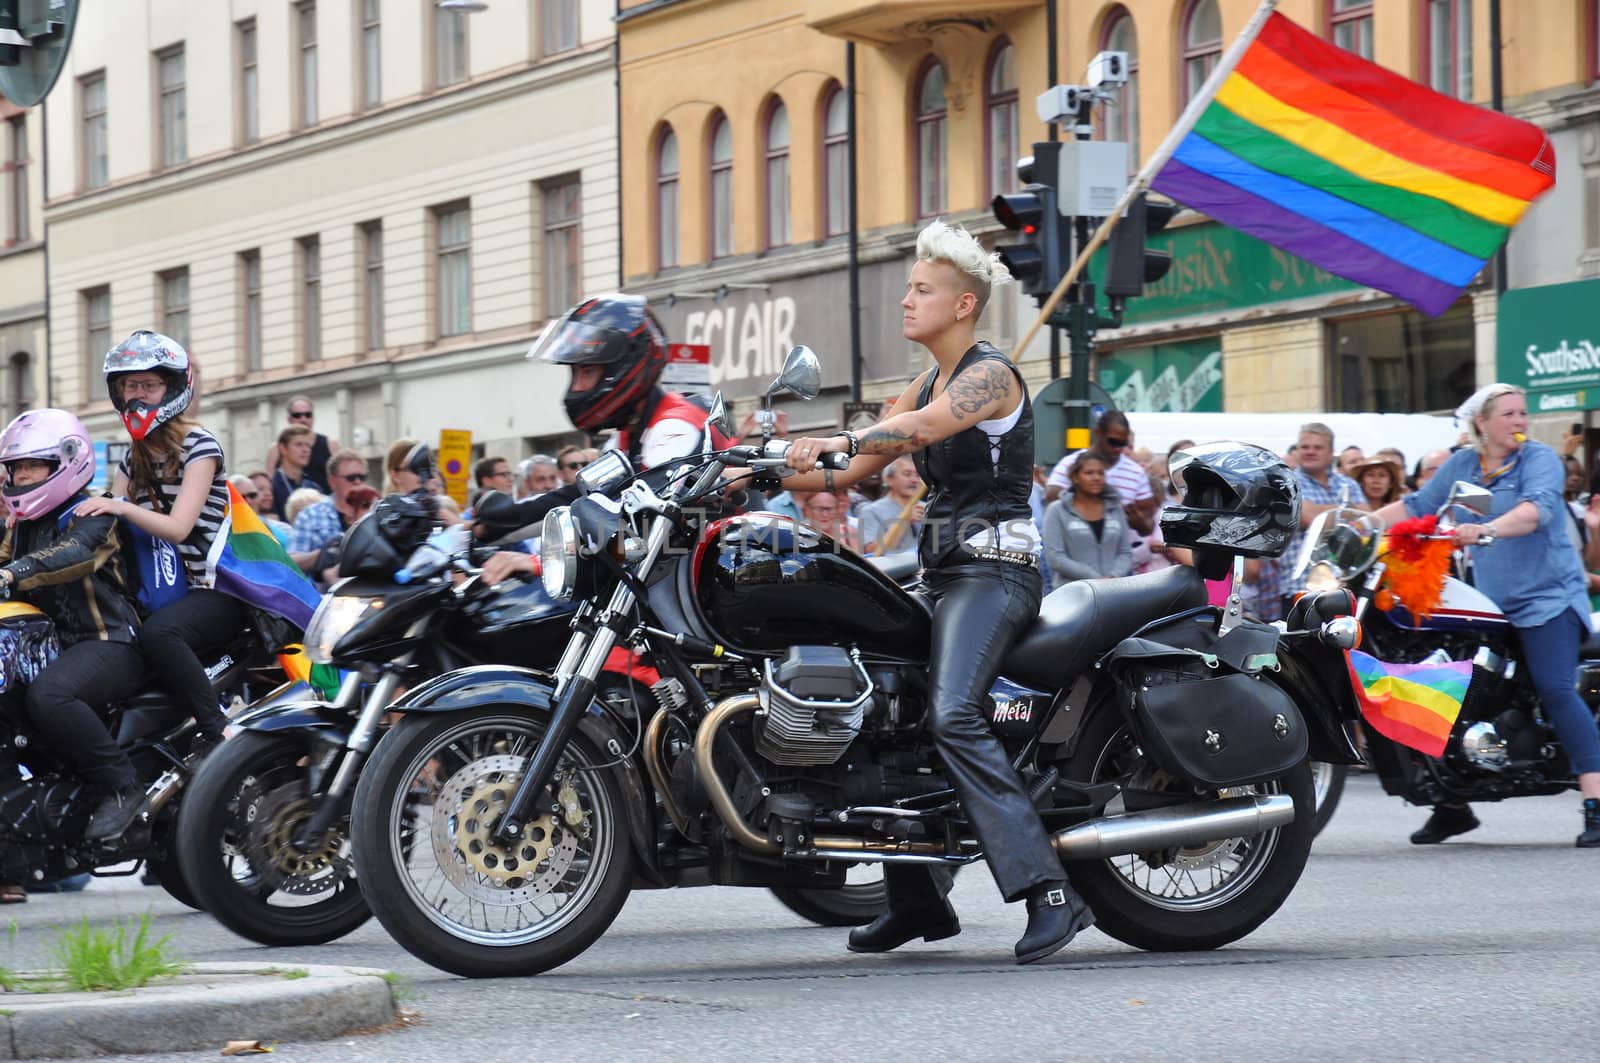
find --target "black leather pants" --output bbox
[886,560,1057,908]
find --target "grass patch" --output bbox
[376,970,422,1004]
[50,912,187,992]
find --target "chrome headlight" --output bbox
[304,595,383,664]
[1303,561,1343,594]
[541,506,578,600]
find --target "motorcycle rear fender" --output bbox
[389,665,663,884]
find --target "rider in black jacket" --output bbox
[0,410,147,843]
[785,220,1093,965]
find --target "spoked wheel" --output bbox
[1309,761,1346,836]
[176,731,370,946]
[770,863,888,927]
[350,709,633,978]
[1060,706,1315,951]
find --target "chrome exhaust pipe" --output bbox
[1051,793,1296,860]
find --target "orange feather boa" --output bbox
[1378,514,1454,618]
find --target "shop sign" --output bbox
[1495,278,1600,412]
[1098,338,1223,413]
[1092,221,1360,325]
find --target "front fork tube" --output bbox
[292,667,402,852]
[493,513,671,844]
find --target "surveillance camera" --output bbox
[1087,51,1129,89]
[1035,84,1088,126]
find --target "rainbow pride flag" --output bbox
[1150,11,1554,317]
[277,642,345,702]
[207,483,324,635]
[1345,650,1470,758]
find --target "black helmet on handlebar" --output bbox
[1161,442,1301,565]
[530,294,670,432]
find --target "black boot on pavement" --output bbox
[1577,799,1600,849]
[1409,803,1480,845]
[1014,880,1095,965]
[84,784,150,843]
[847,900,960,954]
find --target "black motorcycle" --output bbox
[348,348,1363,978]
[0,597,277,906]
[176,498,578,947]
[1292,481,1600,820]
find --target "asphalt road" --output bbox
[5,774,1595,1062]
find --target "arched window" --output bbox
[708,113,733,259]
[914,60,947,218]
[1424,0,1473,100]
[822,85,849,237]
[985,41,1019,199]
[1099,9,1139,170]
[1181,0,1222,105]
[1327,0,1374,60]
[656,127,679,270]
[764,101,791,249]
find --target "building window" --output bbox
[238,20,259,145]
[299,236,322,362]
[434,6,469,88]
[1181,0,1222,105]
[435,204,472,337]
[363,222,384,350]
[240,250,262,372]
[80,73,108,190]
[6,116,26,244]
[1425,0,1473,100]
[156,46,187,169]
[822,86,848,237]
[83,287,111,402]
[1328,304,1474,412]
[296,3,319,128]
[542,179,581,318]
[1100,9,1140,170]
[361,0,382,110]
[914,61,948,218]
[543,0,578,56]
[764,101,791,249]
[160,268,190,349]
[709,113,733,259]
[986,41,1019,199]
[1328,0,1374,60]
[656,128,679,269]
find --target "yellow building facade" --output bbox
[618,0,1600,440]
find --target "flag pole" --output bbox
[1010,0,1282,363]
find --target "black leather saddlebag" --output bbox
[1103,617,1307,789]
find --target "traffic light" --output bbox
[1103,193,1177,299]
[991,143,1064,301]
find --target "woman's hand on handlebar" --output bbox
[786,435,847,472]
[480,550,537,587]
[1455,522,1494,546]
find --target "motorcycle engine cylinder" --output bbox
[756,646,873,766]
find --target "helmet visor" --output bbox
[527,319,620,367]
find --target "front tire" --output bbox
[176,730,370,947]
[350,709,633,978]
[1059,703,1316,952]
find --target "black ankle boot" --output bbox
[1409,804,1479,845]
[846,902,960,954]
[1577,799,1600,849]
[84,784,150,843]
[1014,880,1094,965]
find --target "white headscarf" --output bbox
[1455,382,1522,437]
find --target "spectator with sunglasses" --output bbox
[555,445,591,486]
[1043,410,1156,536]
[288,451,374,582]
[471,456,515,507]
[262,396,342,492]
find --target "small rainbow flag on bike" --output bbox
[1345,650,1470,757]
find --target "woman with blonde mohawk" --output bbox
[785,219,1094,964]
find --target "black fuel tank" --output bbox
[693,514,930,660]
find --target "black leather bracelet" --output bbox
[841,431,860,459]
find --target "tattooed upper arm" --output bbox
[944,360,1015,422]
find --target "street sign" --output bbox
[661,343,711,394]
[438,429,472,508]
[0,1,78,108]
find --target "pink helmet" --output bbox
[0,409,96,522]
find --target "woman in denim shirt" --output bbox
[1367,383,1600,847]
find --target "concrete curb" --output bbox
[0,963,397,1059]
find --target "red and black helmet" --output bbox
[103,330,194,441]
[529,295,669,431]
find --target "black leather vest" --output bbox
[911,342,1036,570]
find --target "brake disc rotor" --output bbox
[429,754,581,906]
[244,783,348,895]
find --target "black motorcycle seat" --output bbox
[1001,565,1210,691]
[868,553,921,586]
